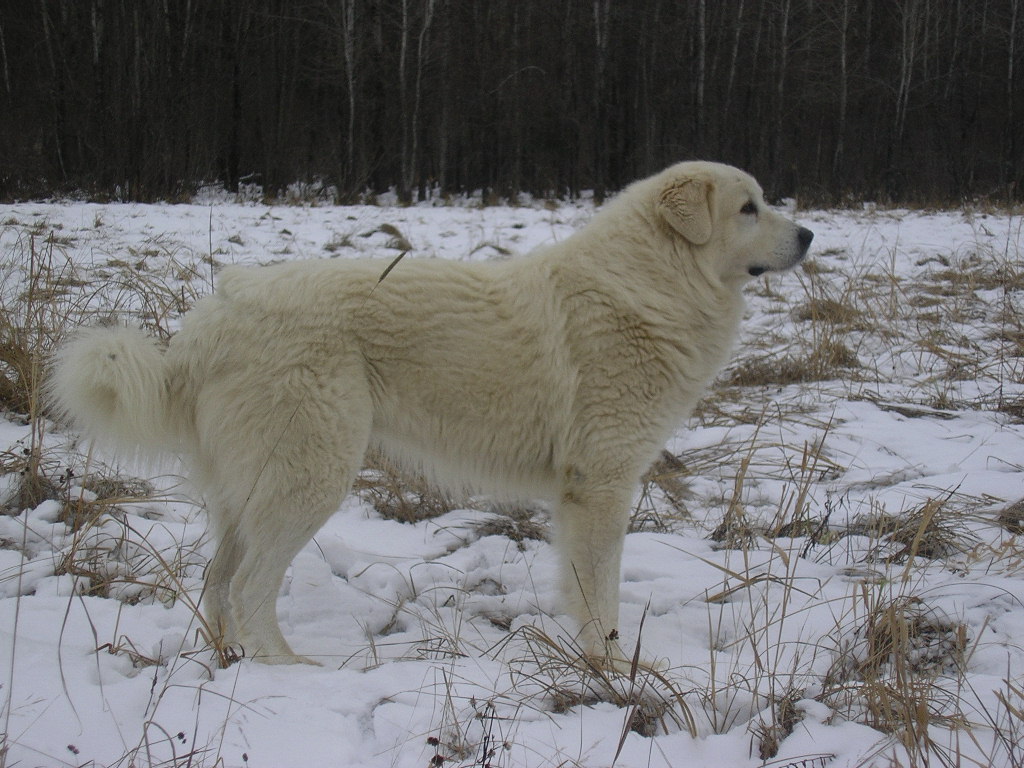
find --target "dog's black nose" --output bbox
[798,227,814,252]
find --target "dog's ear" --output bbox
[656,178,713,245]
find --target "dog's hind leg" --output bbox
[198,373,372,665]
[201,522,244,652]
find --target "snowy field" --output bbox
[1,195,1023,768]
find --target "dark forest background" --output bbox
[2,0,1022,204]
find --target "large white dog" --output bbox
[50,161,812,666]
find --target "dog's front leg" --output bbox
[553,483,633,665]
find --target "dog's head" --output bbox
[652,161,813,285]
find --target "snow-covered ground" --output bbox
[1,197,1023,767]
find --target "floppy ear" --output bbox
[656,178,713,245]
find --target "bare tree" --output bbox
[722,0,745,132]
[592,0,611,201]
[694,0,706,154]
[398,0,437,202]
[890,0,924,195]
[1007,0,1021,193]
[770,0,791,184]
[0,17,9,97]
[831,0,852,184]
[340,0,358,182]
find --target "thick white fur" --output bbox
[49,326,175,453]
[49,161,812,665]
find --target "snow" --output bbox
[2,198,1023,767]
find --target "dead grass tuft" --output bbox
[929,259,1024,295]
[753,689,802,760]
[631,450,694,532]
[791,296,863,327]
[976,676,1024,768]
[323,231,355,253]
[861,597,967,678]
[0,232,86,416]
[425,692,515,768]
[362,222,413,252]
[725,339,860,387]
[708,451,760,549]
[474,503,548,548]
[3,464,63,514]
[823,592,971,757]
[850,494,979,563]
[355,452,461,523]
[502,624,697,740]
[965,537,1024,576]
[998,497,1024,535]
[58,473,158,531]
[46,474,191,603]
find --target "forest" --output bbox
[2,0,1022,204]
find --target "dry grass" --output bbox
[362,222,413,252]
[0,232,87,416]
[752,688,801,760]
[998,497,1024,535]
[974,676,1024,768]
[630,450,694,532]
[501,622,697,741]
[354,452,461,523]
[724,339,861,387]
[55,505,195,603]
[0,221,241,687]
[473,502,548,548]
[822,590,972,765]
[727,235,1024,397]
[3,208,1024,766]
[354,453,550,550]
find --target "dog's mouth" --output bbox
[749,227,814,278]
[747,255,804,278]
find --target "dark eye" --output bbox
[740,201,758,215]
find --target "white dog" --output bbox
[50,161,812,666]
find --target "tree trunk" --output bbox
[398,0,411,202]
[592,0,611,202]
[694,0,706,154]
[1007,0,1020,195]
[0,17,10,97]
[341,0,357,185]
[410,0,436,201]
[832,0,850,186]
[722,0,745,132]
[890,0,922,198]
[37,0,67,182]
[770,0,791,186]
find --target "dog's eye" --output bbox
[740,201,758,216]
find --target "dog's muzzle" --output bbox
[747,226,814,277]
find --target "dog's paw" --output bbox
[585,651,668,678]
[244,649,322,666]
[581,632,668,677]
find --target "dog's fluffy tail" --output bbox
[48,326,181,455]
